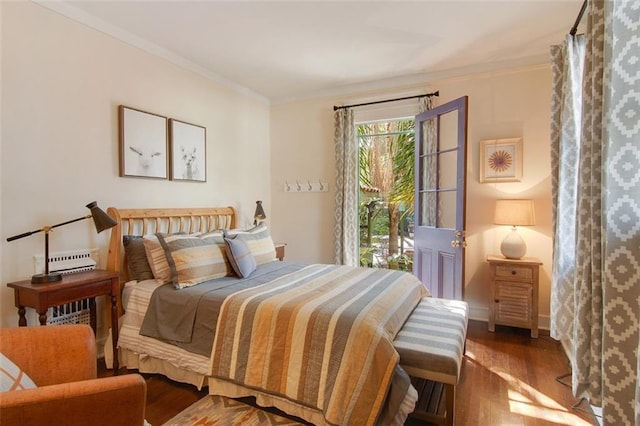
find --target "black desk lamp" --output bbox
[6,201,117,283]
[253,200,266,226]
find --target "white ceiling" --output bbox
[41,1,584,104]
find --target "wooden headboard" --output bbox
[106,206,237,289]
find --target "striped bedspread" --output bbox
[208,264,428,426]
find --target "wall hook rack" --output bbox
[284,179,328,193]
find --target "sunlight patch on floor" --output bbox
[507,398,593,425]
[493,370,593,426]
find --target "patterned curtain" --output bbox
[418,96,434,113]
[572,0,605,405]
[550,34,585,343]
[333,108,358,266]
[550,1,640,423]
[601,1,639,423]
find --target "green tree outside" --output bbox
[357,118,415,270]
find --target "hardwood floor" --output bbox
[100,320,600,425]
[451,321,598,426]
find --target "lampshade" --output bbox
[494,199,535,259]
[494,199,536,226]
[86,201,117,232]
[253,200,266,225]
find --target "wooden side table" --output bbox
[7,269,120,371]
[487,255,542,338]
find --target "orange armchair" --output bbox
[0,324,146,426]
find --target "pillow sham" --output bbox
[143,231,225,284]
[198,230,225,245]
[143,235,174,284]
[224,236,257,278]
[225,223,277,265]
[123,236,154,282]
[0,353,36,392]
[156,232,232,289]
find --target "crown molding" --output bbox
[271,56,551,105]
[34,1,551,107]
[33,1,270,105]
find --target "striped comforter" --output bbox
[208,264,428,426]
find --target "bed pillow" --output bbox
[198,230,225,244]
[1,353,36,392]
[123,236,154,281]
[224,236,257,278]
[143,235,174,284]
[156,233,232,289]
[225,223,277,265]
[143,231,225,284]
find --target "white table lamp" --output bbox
[494,199,535,259]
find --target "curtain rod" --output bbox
[569,0,587,36]
[333,90,439,111]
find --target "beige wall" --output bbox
[0,2,271,329]
[271,97,337,263]
[271,66,553,326]
[1,1,554,333]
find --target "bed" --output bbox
[104,206,429,426]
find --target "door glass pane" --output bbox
[418,114,437,228]
[440,110,458,151]
[420,118,438,155]
[421,154,437,190]
[438,150,457,190]
[420,191,436,227]
[438,191,457,229]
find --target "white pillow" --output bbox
[0,353,36,392]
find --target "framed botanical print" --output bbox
[118,105,168,179]
[169,119,206,182]
[479,138,523,183]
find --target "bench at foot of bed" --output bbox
[394,297,469,426]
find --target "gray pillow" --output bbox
[224,236,257,278]
[223,223,276,265]
[123,235,154,281]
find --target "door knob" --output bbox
[451,240,460,248]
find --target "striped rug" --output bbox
[162,395,307,426]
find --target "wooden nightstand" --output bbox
[487,255,542,338]
[275,243,286,261]
[7,269,120,371]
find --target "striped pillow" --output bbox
[143,231,224,284]
[143,235,173,284]
[1,353,36,392]
[156,233,232,289]
[225,223,276,266]
[224,237,257,278]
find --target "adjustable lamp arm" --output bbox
[6,228,45,242]
[6,215,90,242]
